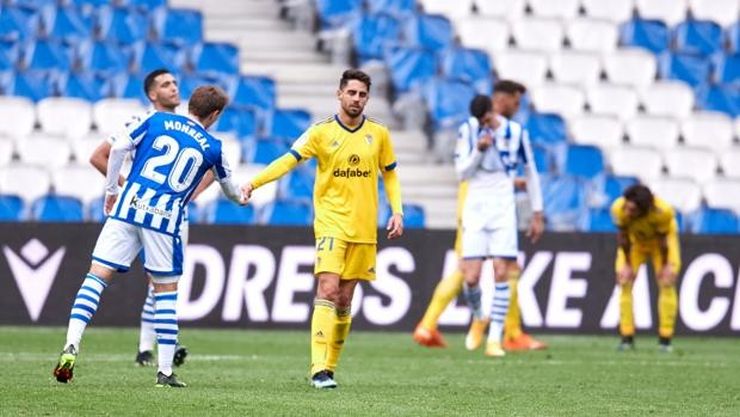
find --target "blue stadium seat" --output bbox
[440,47,493,94]
[151,7,203,46]
[352,13,401,63]
[620,19,670,54]
[232,75,276,111]
[76,40,130,74]
[564,144,604,180]
[385,46,437,93]
[190,42,239,76]
[10,0,55,9]
[541,174,587,230]
[69,0,109,7]
[125,0,167,11]
[249,138,289,164]
[86,197,105,222]
[526,112,566,145]
[422,77,476,128]
[659,52,711,87]
[179,73,212,100]
[713,53,740,85]
[41,5,92,43]
[403,14,454,52]
[673,20,723,56]
[11,70,54,101]
[728,22,740,53]
[0,40,20,70]
[697,84,740,117]
[185,201,201,224]
[602,175,638,205]
[583,207,616,232]
[366,0,416,17]
[531,144,553,173]
[315,0,362,29]
[279,168,314,201]
[0,70,13,95]
[690,207,739,234]
[0,6,40,41]
[131,41,186,74]
[58,71,106,101]
[96,5,147,45]
[0,195,24,221]
[213,106,258,139]
[402,203,425,229]
[23,39,72,71]
[106,71,145,101]
[264,200,312,226]
[269,109,312,142]
[204,199,256,224]
[32,195,84,222]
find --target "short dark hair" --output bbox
[143,69,172,95]
[494,80,527,95]
[339,69,372,90]
[469,94,492,120]
[623,184,654,214]
[188,85,228,118]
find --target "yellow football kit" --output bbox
[611,196,681,339]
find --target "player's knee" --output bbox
[316,284,339,304]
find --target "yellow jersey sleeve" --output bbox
[291,126,319,160]
[378,126,397,172]
[610,197,627,228]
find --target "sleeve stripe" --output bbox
[385,161,397,171]
[289,149,302,161]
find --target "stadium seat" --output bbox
[366,0,416,18]
[530,84,585,119]
[455,17,509,55]
[401,203,425,228]
[85,196,105,222]
[52,164,104,205]
[674,20,723,56]
[41,5,91,43]
[648,177,702,213]
[602,48,657,89]
[403,13,454,52]
[569,115,624,150]
[16,136,72,168]
[130,41,186,74]
[315,0,362,29]
[511,17,564,52]
[658,52,711,88]
[0,40,20,70]
[492,50,548,89]
[232,75,276,111]
[728,22,740,53]
[0,5,41,41]
[106,72,146,102]
[9,70,54,102]
[36,97,93,139]
[422,78,477,128]
[0,138,13,166]
[0,194,24,221]
[609,146,663,181]
[71,136,101,165]
[22,39,72,71]
[548,51,601,89]
[689,0,739,28]
[720,149,740,179]
[263,199,312,226]
[219,138,242,170]
[57,72,107,102]
[681,111,734,152]
[526,112,567,146]
[625,116,680,151]
[587,84,639,122]
[249,138,289,165]
[93,98,146,134]
[475,0,525,21]
[96,5,147,45]
[620,18,670,54]
[0,96,35,138]
[583,207,617,232]
[567,18,619,53]
[213,106,258,140]
[203,199,256,224]
[279,168,314,201]
[564,144,604,180]
[32,195,83,222]
[384,47,437,93]
[713,53,740,86]
[0,165,51,204]
[601,174,639,206]
[151,7,203,46]
[696,84,740,117]
[635,0,687,27]
[640,80,695,118]
[352,12,402,63]
[540,174,588,231]
[190,42,239,76]
[664,147,718,184]
[75,40,130,75]
[269,109,311,142]
[418,0,473,21]
[440,47,493,94]
[231,165,277,208]
[690,207,739,234]
[531,144,553,173]
[581,0,634,24]
[527,0,580,19]
[703,179,740,212]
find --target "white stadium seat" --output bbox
[36,97,93,139]
[580,0,635,23]
[232,165,276,208]
[0,138,13,166]
[419,0,474,20]
[220,138,242,170]
[457,17,510,54]
[736,117,740,140]
[493,50,548,88]
[569,114,624,150]
[602,48,657,90]
[71,136,103,165]
[689,0,739,28]
[720,149,740,179]
[681,112,735,152]
[16,136,72,169]
[0,97,35,139]
[567,18,619,53]
[548,51,602,88]
[625,116,680,151]
[531,83,586,119]
[511,18,564,52]
[648,177,702,213]
[587,83,639,122]
[476,0,526,21]
[640,81,694,119]
[703,179,740,213]
[93,98,147,135]
[664,147,718,184]
[635,0,687,26]
[52,165,105,205]
[527,0,580,20]
[609,146,663,181]
[0,164,51,203]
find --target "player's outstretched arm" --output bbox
[90,141,125,186]
[249,152,300,191]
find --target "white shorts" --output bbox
[92,218,184,283]
[461,225,518,260]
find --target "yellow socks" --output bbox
[658,285,677,339]
[619,282,635,337]
[419,270,464,330]
[310,299,336,376]
[504,271,522,340]
[326,307,352,373]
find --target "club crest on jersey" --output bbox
[348,154,360,166]
[331,139,340,148]
[364,134,373,145]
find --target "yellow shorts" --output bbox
[615,231,682,273]
[314,237,376,280]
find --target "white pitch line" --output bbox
[0,352,254,362]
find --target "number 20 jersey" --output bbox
[109,111,232,236]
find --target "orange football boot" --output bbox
[503,333,548,351]
[413,324,448,348]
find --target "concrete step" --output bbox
[170,0,280,17]
[241,62,348,84]
[397,164,457,186]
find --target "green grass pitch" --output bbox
[1,327,739,416]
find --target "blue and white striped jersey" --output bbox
[106,111,233,236]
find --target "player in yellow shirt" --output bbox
[244,69,404,389]
[610,184,680,352]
